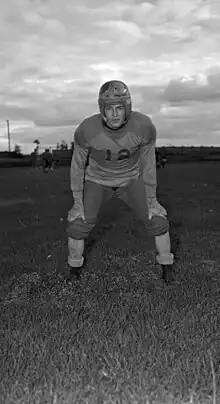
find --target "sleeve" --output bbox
[140,120,157,209]
[70,123,89,201]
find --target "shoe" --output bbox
[63,265,82,282]
[161,264,175,285]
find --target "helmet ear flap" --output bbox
[102,107,107,122]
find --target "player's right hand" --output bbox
[67,202,86,223]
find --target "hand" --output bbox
[148,201,167,220]
[67,201,86,223]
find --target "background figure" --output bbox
[43,148,53,173]
[156,149,167,168]
[31,151,37,169]
[160,156,167,168]
[52,158,59,171]
[31,145,41,171]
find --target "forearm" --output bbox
[70,142,88,202]
[144,176,157,208]
[145,184,157,208]
[70,160,85,202]
[140,145,157,208]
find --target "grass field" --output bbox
[0,163,220,404]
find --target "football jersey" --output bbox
[71,111,157,204]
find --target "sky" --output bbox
[1,0,220,154]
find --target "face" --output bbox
[104,104,125,129]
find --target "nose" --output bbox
[113,109,119,118]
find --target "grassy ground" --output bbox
[0,163,220,404]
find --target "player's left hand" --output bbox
[148,201,167,220]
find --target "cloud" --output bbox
[1,0,220,152]
[164,69,220,103]
[96,19,146,39]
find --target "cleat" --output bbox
[161,264,175,285]
[62,264,82,282]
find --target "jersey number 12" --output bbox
[105,149,130,161]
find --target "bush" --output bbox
[0,158,32,168]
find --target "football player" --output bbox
[42,148,53,173]
[66,80,175,284]
[31,144,41,171]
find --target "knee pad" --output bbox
[147,215,169,236]
[67,218,95,240]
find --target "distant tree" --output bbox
[60,140,68,151]
[14,144,21,154]
[56,142,60,150]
